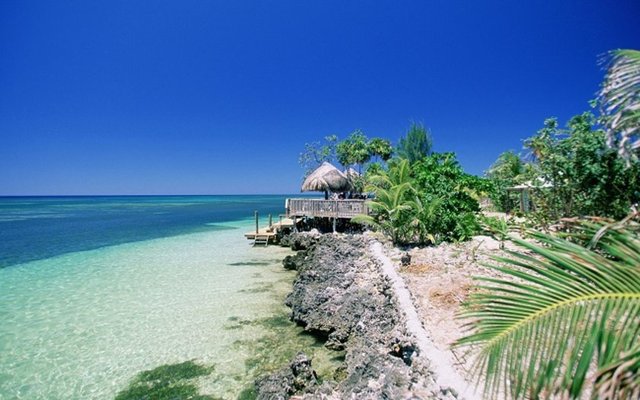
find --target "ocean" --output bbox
[0,196,336,399]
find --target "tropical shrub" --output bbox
[485,150,527,212]
[352,159,417,244]
[413,153,490,242]
[478,214,510,249]
[524,112,640,220]
[358,153,490,244]
[456,217,640,399]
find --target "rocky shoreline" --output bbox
[255,232,463,400]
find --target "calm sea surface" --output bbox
[0,196,335,399]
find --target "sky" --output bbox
[1,1,638,195]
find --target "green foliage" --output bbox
[298,135,338,176]
[456,217,640,399]
[115,360,215,400]
[336,130,371,171]
[353,159,416,244]
[396,122,432,164]
[367,137,393,162]
[478,215,509,249]
[409,195,442,245]
[301,131,393,178]
[357,153,489,244]
[485,150,527,212]
[364,161,384,177]
[595,344,640,400]
[524,112,640,220]
[599,49,640,164]
[412,153,489,242]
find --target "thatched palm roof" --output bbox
[301,162,351,192]
[345,167,360,179]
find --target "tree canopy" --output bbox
[396,122,433,163]
[300,130,394,176]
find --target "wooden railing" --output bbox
[286,198,368,219]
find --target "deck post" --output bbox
[334,200,338,233]
[255,210,259,234]
[268,214,272,228]
[519,191,524,213]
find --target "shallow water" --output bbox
[0,196,336,399]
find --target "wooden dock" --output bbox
[244,216,299,246]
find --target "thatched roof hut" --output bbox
[301,162,351,193]
[344,167,359,179]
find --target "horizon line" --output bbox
[0,193,320,197]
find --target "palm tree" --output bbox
[599,49,640,164]
[486,151,525,181]
[456,217,640,399]
[353,182,414,243]
[408,195,442,245]
[353,159,415,244]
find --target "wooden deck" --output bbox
[286,198,368,219]
[244,199,369,245]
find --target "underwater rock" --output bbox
[255,352,318,400]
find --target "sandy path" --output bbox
[370,241,480,400]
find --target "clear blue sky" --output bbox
[1,1,638,195]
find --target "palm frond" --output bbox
[595,344,640,400]
[351,214,378,227]
[456,219,640,399]
[599,49,640,164]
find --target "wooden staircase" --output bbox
[253,234,270,247]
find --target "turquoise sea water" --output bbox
[0,196,334,399]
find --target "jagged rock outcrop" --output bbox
[282,251,307,271]
[285,235,400,351]
[257,233,441,399]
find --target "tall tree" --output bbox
[367,137,393,162]
[396,122,433,163]
[336,130,371,172]
[298,135,337,176]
